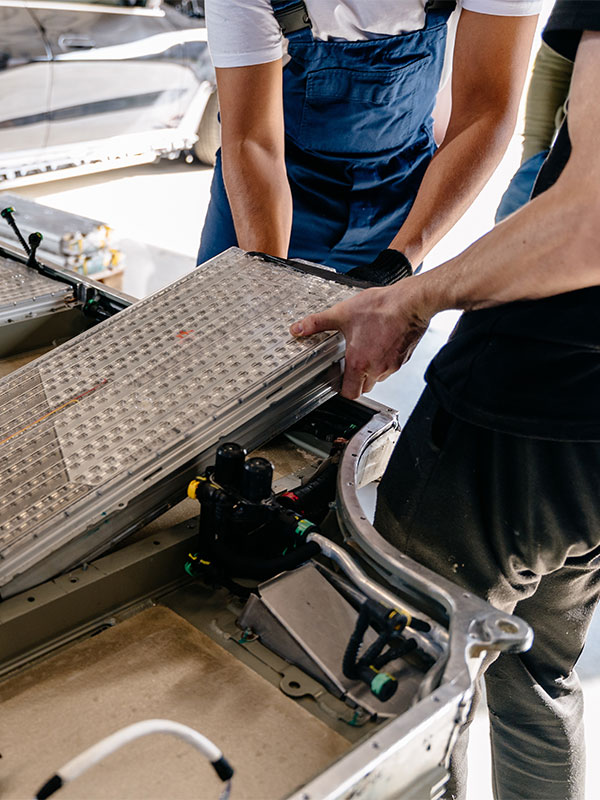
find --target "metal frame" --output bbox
[0,242,135,310]
[285,410,533,800]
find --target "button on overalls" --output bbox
[198,0,454,272]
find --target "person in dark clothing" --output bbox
[291,2,600,798]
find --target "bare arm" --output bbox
[217,61,292,257]
[389,10,538,266]
[292,32,600,399]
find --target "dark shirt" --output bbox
[425,0,600,441]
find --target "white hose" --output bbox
[34,719,233,799]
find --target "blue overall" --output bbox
[198,1,452,272]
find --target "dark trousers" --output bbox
[375,388,600,800]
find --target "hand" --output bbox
[290,279,432,399]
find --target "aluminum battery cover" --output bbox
[0,248,358,593]
[0,253,72,325]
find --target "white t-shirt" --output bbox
[206,0,542,69]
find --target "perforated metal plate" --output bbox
[0,254,72,325]
[0,248,357,596]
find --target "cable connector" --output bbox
[27,231,43,269]
[1,206,30,255]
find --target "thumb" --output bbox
[290,309,340,337]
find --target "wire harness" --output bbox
[33,719,234,800]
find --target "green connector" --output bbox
[370,671,397,702]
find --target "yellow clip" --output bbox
[187,479,200,500]
[187,475,208,499]
[389,607,412,628]
[399,609,412,627]
[199,559,211,566]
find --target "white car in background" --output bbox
[0,0,219,186]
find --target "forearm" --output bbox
[404,166,600,319]
[222,141,292,257]
[389,11,537,267]
[389,107,516,265]
[522,41,573,162]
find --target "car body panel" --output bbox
[0,0,215,183]
[0,5,51,153]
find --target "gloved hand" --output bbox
[347,249,413,286]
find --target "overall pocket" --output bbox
[297,54,433,155]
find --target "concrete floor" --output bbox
[3,11,599,792]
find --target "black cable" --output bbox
[372,639,418,670]
[210,538,321,580]
[342,603,371,680]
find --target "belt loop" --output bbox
[271,0,312,36]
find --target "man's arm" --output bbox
[389,10,538,266]
[216,61,292,258]
[291,32,600,399]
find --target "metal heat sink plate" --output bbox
[0,248,357,596]
[0,253,72,325]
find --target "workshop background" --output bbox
[1,0,598,797]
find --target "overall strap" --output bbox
[270,0,312,38]
[269,1,456,40]
[425,0,457,10]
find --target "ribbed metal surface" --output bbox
[0,248,356,592]
[0,254,72,323]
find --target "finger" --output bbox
[362,374,378,394]
[290,309,340,338]
[340,367,366,400]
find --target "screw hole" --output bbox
[288,680,301,689]
[496,619,519,635]
[153,540,160,545]
[27,596,35,602]
[70,578,78,584]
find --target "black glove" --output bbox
[347,249,413,286]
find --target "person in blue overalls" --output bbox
[199,0,540,284]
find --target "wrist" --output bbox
[390,269,450,324]
[388,234,425,269]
